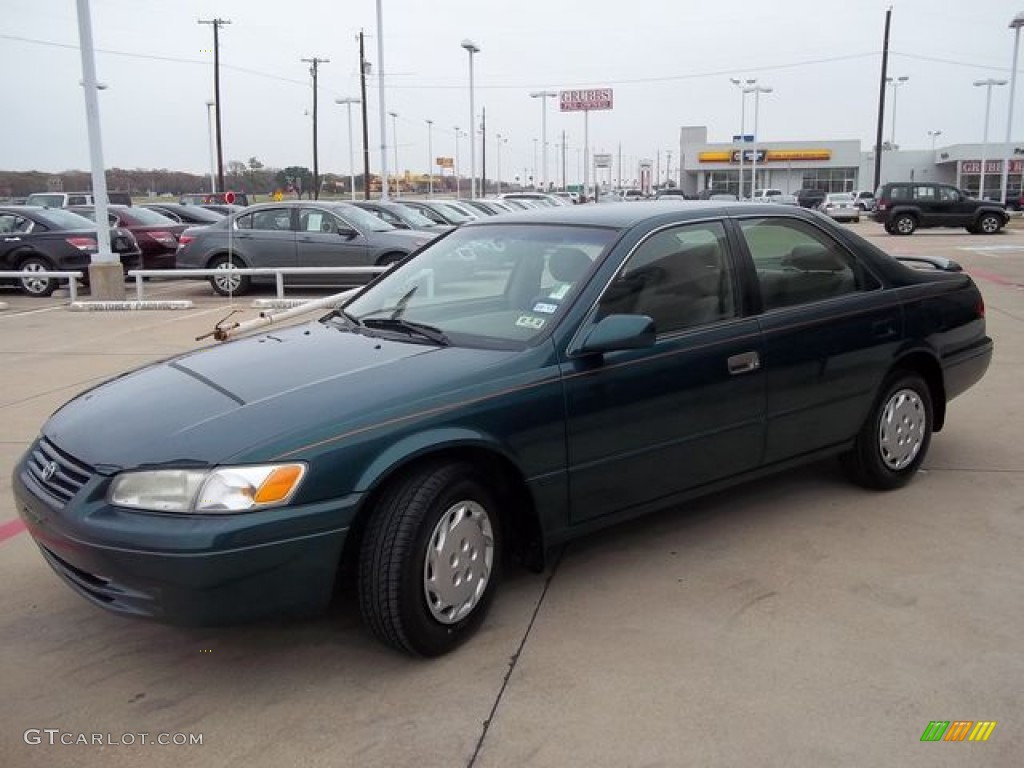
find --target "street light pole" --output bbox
[529,90,557,191]
[426,119,433,196]
[886,75,909,148]
[389,111,399,194]
[975,78,1009,199]
[927,129,942,152]
[205,100,217,193]
[495,133,508,194]
[453,126,462,198]
[461,39,480,198]
[375,0,389,199]
[335,97,360,200]
[1001,12,1024,204]
[746,84,773,195]
[730,77,755,198]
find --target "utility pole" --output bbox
[198,17,230,194]
[873,7,892,192]
[358,31,371,199]
[480,107,487,196]
[302,56,329,200]
[562,130,568,192]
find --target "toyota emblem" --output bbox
[41,461,59,482]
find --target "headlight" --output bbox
[109,464,307,514]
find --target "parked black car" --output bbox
[350,200,452,233]
[14,202,991,656]
[175,201,441,295]
[140,203,226,225]
[794,188,826,208]
[873,182,1008,235]
[0,206,141,296]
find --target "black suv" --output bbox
[873,182,1008,235]
[794,188,826,208]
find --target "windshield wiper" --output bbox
[361,318,450,346]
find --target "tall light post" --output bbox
[495,133,508,194]
[745,83,773,194]
[886,75,909,148]
[532,138,539,188]
[425,119,434,196]
[975,78,1008,199]
[730,77,755,198]
[927,129,943,152]
[335,96,360,200]
[1001,12,1024,204]
[529,90,557,191]
[205,99,217,193]
[375,0,389,199]
[389,111,399,194]
[461,39,480,197]
[453,126,463,198]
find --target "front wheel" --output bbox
[19,256,58,297]
[843,373,933,490]
[358,462,501,657]
[976,213,1004,235]
[892,214,917,235]
[208,255,251,296]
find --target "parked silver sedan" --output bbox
[820,193,861,223]
[175,201,440,296]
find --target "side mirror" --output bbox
[574,314,656,356]
[337,227,358,239]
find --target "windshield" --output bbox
[33,208,98,230]
[333,204,395,232]
[342,224,617,347]
[124,207,178,226]
[428,202,474,223]
[26,194,65,207]
[393,204,437,227]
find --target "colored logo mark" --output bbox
[920,721,997,742]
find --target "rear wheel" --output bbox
[843,372,933,490]
[18,255,58,297]
[358,462,501,657]
[208,255,251,296]
[892,214,917,235]
[976,213,1004,235]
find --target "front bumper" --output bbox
[13,446,360,625]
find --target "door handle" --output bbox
[727,351,760,375]
[4,237,20,241]
[872,319,897,339]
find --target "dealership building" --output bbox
[676,125,1022,201]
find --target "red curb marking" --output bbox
[967,267,1020,288]
[0,519,27,543]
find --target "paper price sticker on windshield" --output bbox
[515,315,546,329]
[532,302,558,314]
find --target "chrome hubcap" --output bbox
[896,218,913,234]
[981,217,997,233]
[213,262,241,292]
[423,500,494,625]
[20,262,50,294]
[878,388,926,470]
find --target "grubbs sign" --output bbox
[560,88,613,111]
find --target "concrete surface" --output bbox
[0,222,1021,767]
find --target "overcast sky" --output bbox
[2,0,1023,185]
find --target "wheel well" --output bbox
[206,251,248,268]
[375,251,407,267]
[16,250,53,268]
[891,352,946,431]
[337,446,543,589]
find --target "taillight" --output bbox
[177,234,194,250]
[148,231,178,247]
[877,200,889,211]
[978,295,986,318]
[65,237,97,251]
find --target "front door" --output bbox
[294,206,370,286]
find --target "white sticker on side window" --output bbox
[532,302,558,314]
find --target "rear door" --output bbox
[233,207,297,268]
[734,214,900,465]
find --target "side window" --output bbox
[0,214,17,233]
[913,185,936,201]
[597,221,736,335]
[889,185,911,200]
[738,218,878,311]
[250,208,293,231]
[415,206,446,225]
[235,213,253,229]
[299,208,339,233]
[938,186,959,202]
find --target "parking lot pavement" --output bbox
[1,225,1022,767]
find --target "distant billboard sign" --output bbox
[560,88,613,112]
[594,153,612,168]
[436,156,454,169]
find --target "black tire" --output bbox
[376,252,406,267]
[18,255,58,297]
[892,213,917,235]
[883,222,896,235]
[843,372,933,490]
[358,462,501,657]
[208,254,251,296]
[965,225,979,235]
[976,213,1004,235]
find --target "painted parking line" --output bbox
[0,519,26,544]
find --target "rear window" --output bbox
[122,207,177,226]
[32,209,97,230]
[26,193,65,207]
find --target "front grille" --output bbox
[25,437,93,506]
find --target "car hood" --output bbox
[43,321,513,470]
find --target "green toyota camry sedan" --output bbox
[13,202,992,656]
